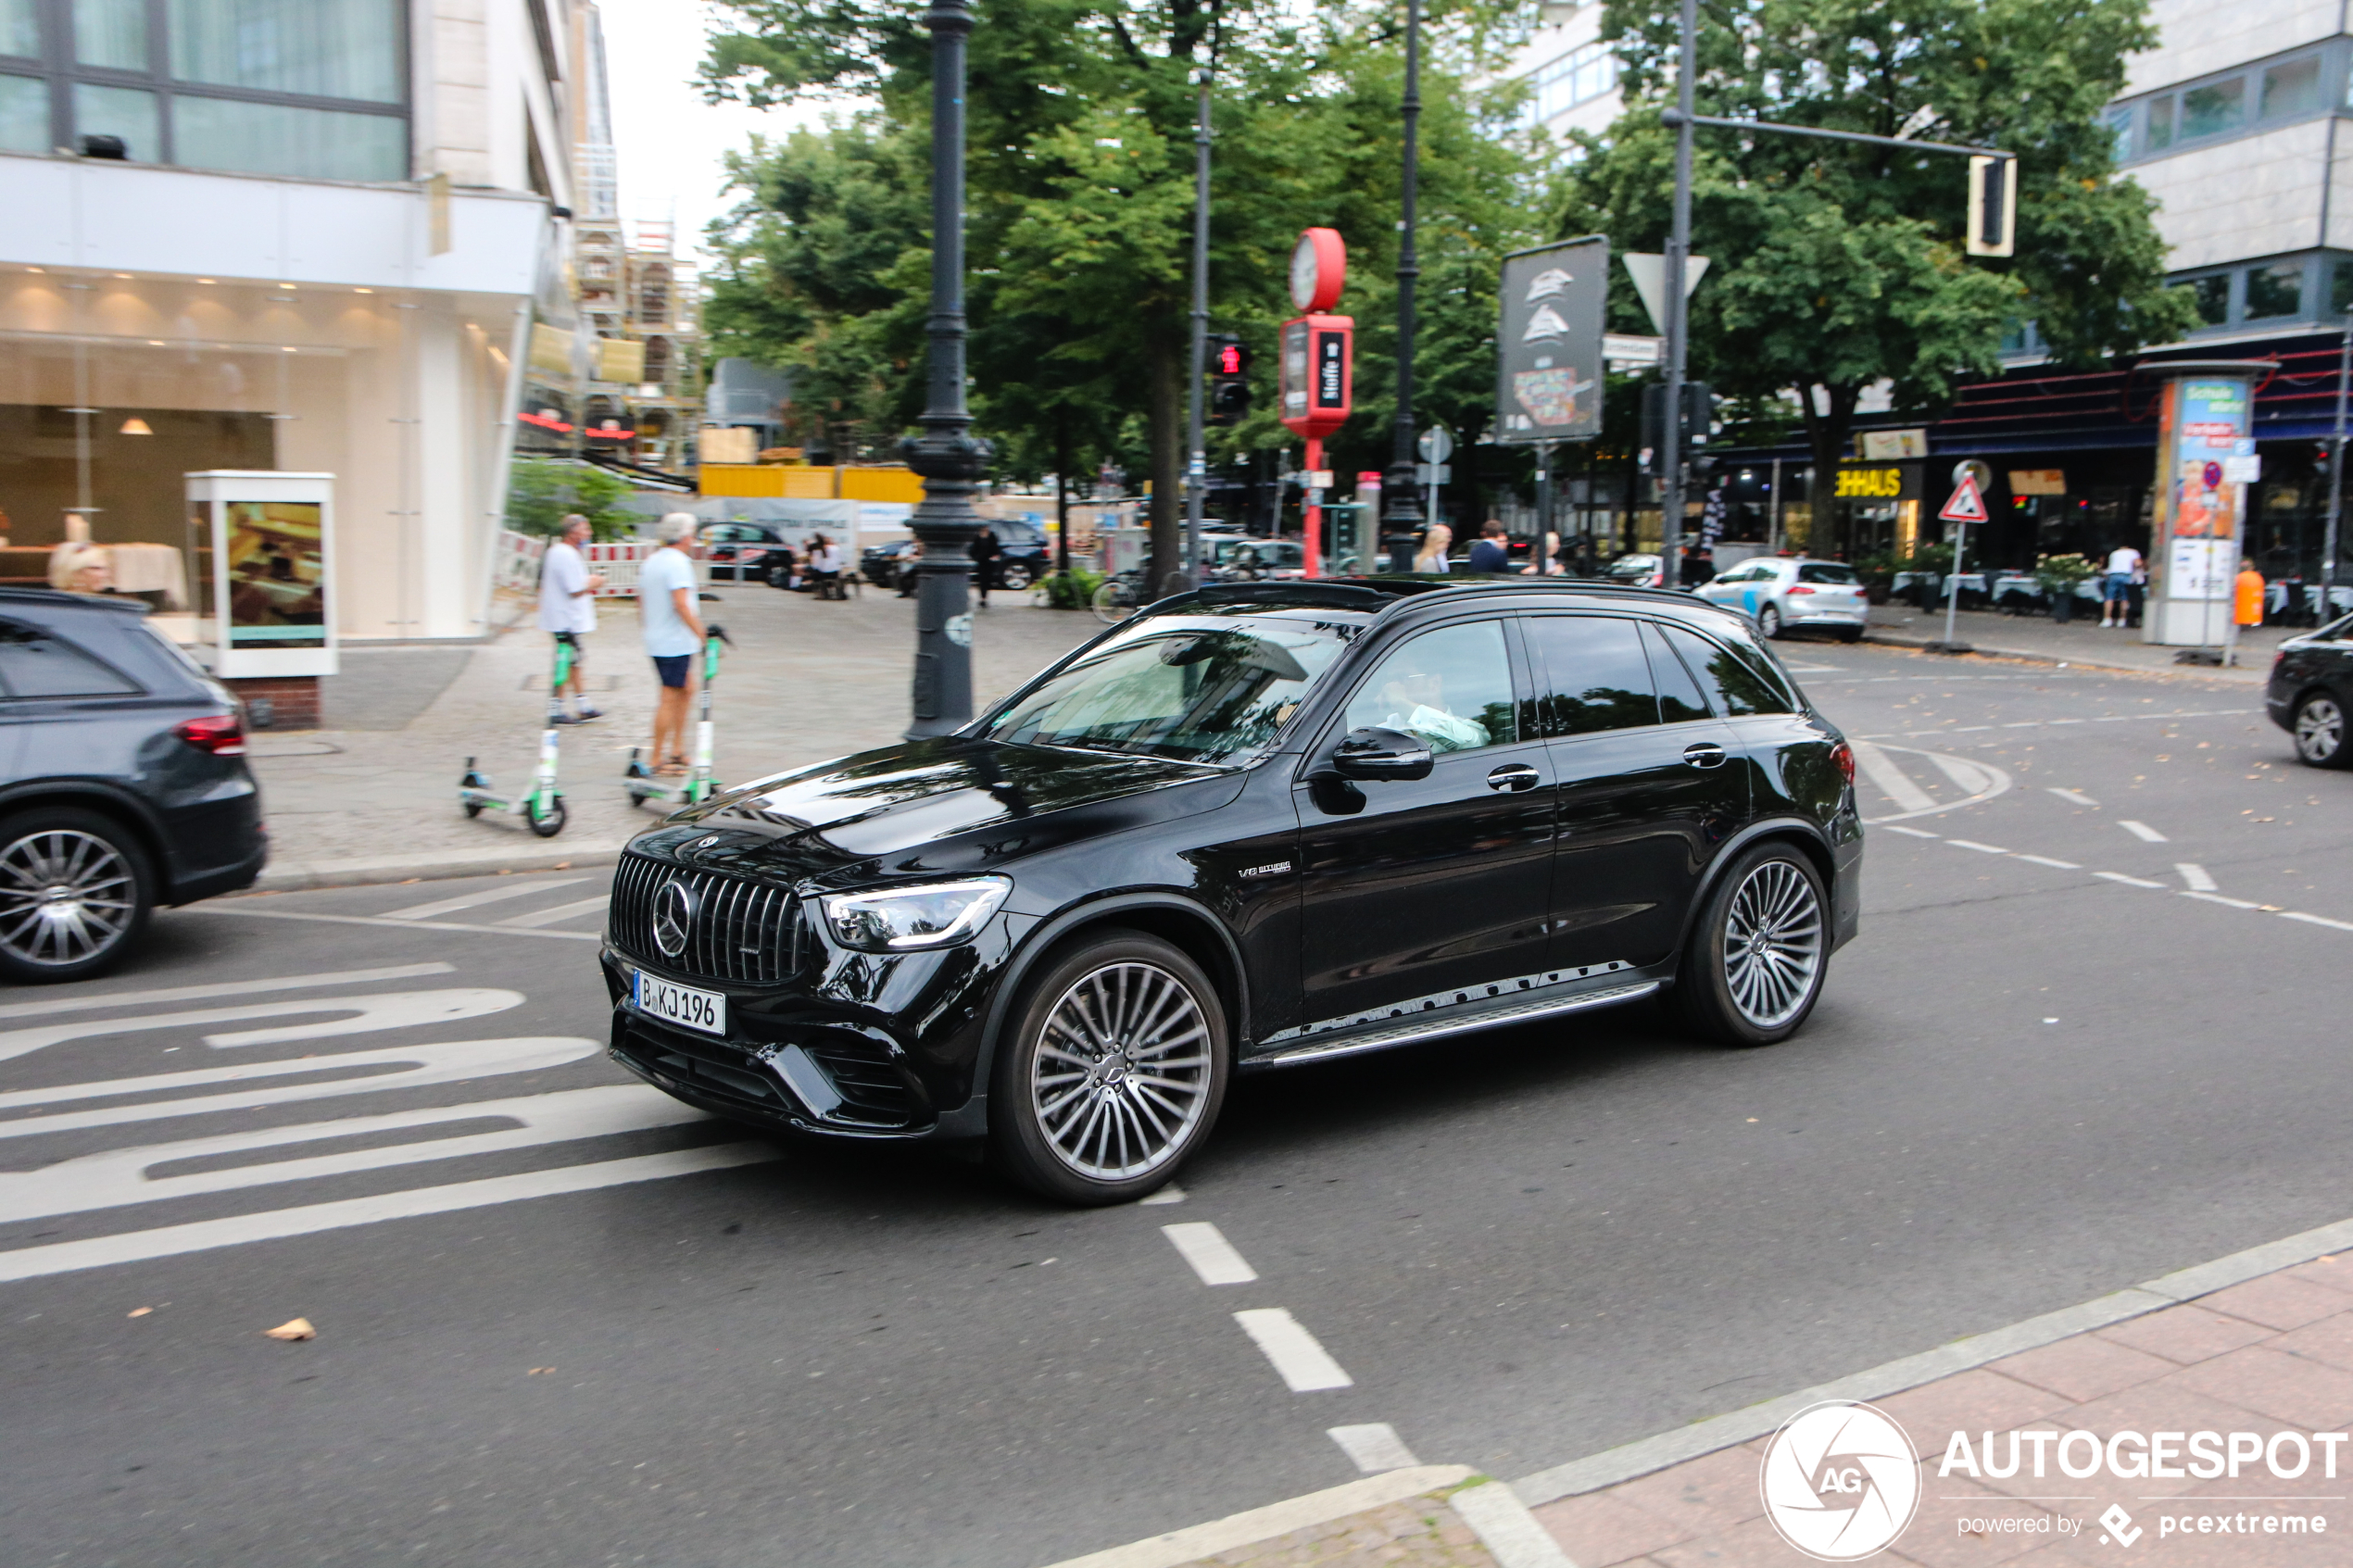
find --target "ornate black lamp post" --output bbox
[1378,0,1427,567]
[902,0,992,739]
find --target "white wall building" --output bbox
[0,0,576,649]
[1508,3,1623,150]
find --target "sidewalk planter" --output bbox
[2053,592,2074,623]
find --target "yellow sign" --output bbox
[1834,466,1908,500]
[2009,470,2066,496]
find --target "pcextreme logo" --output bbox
[1759,1401,1923,1561]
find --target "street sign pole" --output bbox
[1183,74,1211,589]
[1659,0,1696,588]
[1934,463,1991,653]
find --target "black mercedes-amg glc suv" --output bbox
[601,579,1862,1203]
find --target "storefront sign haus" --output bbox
[1833,462,1922,502]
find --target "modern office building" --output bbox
[0,0,577,658]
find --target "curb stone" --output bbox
[1033,1469,1580,1568]
[1511,1205,2353,1509]
[1861,627,2266,684]
[246,841,628,894]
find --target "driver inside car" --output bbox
[1367,664,1490,754]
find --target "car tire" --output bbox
[988,929,1229,1205]
[2294,693,2350,768]
[998,561,1034,592]
[0,806,156,984]
[1671,841,1830,1047]
[1756,604,1784,639]
[1837,627,1864,644]
[765,559,792,590]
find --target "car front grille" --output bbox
[609,852,802,985]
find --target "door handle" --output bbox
[1682,742,1729,769]
[1486,763,1541,793]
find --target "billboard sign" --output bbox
[1280,315,1353,439]
[1495,236,1607,444]
[2154,376,2252,603]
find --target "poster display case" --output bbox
[185,471,337,679]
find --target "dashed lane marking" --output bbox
[1882,824,1940,839]
[2284,911,2353,934]
[2047,788,2100,808]
[2176,863,2218,892]
[384,877,593,921]
[1137,1184,1187,1206]
[1328,1424,1423,1474]
[2183,891,2263,910]
[1163,1222,1259,1286]
[1947,840,2008,855]
[2095,872,2169,888]
[2119,820,2170,843]
[1233,1308,1353,1392]
[2015,855,2082,870]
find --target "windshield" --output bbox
[1797,563,1858,584]
[980,608,1365,765]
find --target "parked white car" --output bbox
[1695,557,1868,641]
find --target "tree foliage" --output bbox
[505,458,640,538]
[1563,0,2197,530]
[700,0,1548,575]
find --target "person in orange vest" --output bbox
[2234,556,2266,630]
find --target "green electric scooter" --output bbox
[458,637,572,837]
[626,625,732,809]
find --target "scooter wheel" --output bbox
[526,796,568,838]
[462,800,484,819]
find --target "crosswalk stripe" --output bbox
[1233,1308,1353,1391]
[0,962,455,1022]
[384,877,592,921]
[0,1144,778,1284]
[499,895,610,929]
[1850,740,1937,814]
[198,906,603,942]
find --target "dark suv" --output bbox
[0,589,265,980]
[601,579,1861,1203]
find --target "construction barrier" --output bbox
[494,531,706,600]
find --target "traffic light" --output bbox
[1639,381,1716,466]
[1206,333,1252,425]
[1967,155,2016,258]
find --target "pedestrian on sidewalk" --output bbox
[808,533,844,599]
[2101,542,2142,627]
[2235,555,2267,632]
[970,527,1000,608]
[641,513,707,778]
[1467,519,1512,573]
[897,538,922,597]
[537,514,608,723]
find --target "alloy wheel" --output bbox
[1031,960,1213,1181]
[0,828,137,971]
[2296,696,2345,764]
[1720,859,1825,1029]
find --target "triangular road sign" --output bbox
[1939,471,1989,524]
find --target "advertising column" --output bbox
[2145,370,2257,647]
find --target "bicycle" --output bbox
[1090,568,1149,623]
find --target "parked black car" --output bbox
[698,521,789,583]
[2268,611,2353,767]
[600,578,1861,1203]
[982,518,1051,591]
[860,538,917,592]
[0,589,265,980]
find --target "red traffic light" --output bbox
[1217,345,1243,375]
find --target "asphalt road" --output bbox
[6,642,2347,1568]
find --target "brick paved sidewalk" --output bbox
[1530,1252,2353,1566]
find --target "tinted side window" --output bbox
[0,621,142,698]
[1524,616,1658,736]
[1343,620,1516,753]
[1641,621,1711,723]
[1657,623,1790,717]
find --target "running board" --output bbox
[1250,979,1662,1069]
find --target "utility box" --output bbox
[186,470,335,681]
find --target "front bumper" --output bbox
[600,933,1005,1143]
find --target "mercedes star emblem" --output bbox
[652,878,697,958]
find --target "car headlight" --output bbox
[819,877,1012,952]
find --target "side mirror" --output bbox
[1330,726,1433,782]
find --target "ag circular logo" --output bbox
[1758,1400,1920,1561]
[652,879,697,959]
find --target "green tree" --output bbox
[504,458,640,538]
[1565,0,2196,547]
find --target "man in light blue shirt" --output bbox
[640,513,707,776]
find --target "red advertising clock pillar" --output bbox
[1281,314,1353,578]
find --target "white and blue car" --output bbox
[1695,557,1869,641]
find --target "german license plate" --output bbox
[633,971,726,1036]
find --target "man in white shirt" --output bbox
[536,514,607,721]
[2102,543,2143,628]
[640,513,708,776]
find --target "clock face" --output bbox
[1290,234,1320,312]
